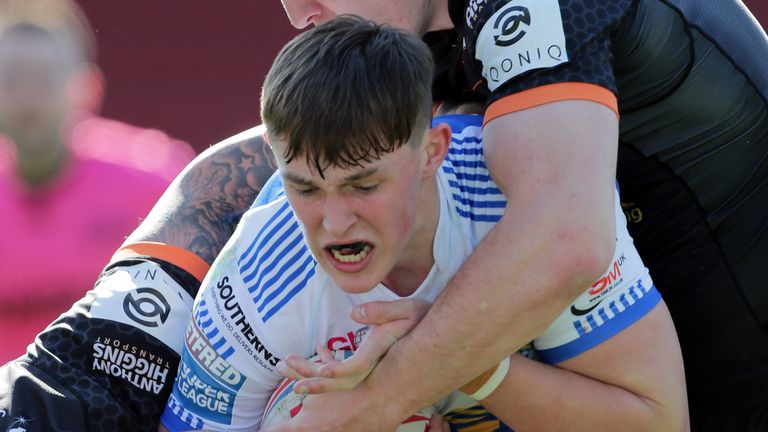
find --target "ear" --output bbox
[421,122,451,178]
[66,65,104,114]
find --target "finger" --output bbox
[316,343,336,363]
[318,319,413,380]
[351,299,431,326]
[276,360,307,381]
[310,305,430,384]
[293,375,357,394]
[284,355,323,378]
[316,334,386,379]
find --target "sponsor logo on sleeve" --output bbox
[88,261,194,355]
[174,320,247,425]
[570,253,626,316]
[475,0,568,91]
[91,338,172,394]
[123,288,171,327]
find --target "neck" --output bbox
[382,178,441,297]
[16,137,70,188]
[422,0,455,34]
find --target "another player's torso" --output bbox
[437,0,768,408]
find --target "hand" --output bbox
[264,387,404,432]
[279,298,432,394]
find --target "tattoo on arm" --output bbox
[127,128,277,264]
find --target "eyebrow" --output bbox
[282,167,380,186]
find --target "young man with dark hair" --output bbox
[158,16,686,432]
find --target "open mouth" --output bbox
[327,241,373,263]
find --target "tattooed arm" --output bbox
[127,126,277,266]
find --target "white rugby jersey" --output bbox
[161,115,660,431]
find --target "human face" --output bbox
[272,128,448,295]
[0,30,69,153]
[280,0,441,35]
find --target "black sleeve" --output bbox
[461,0,631,105]
[0,258,199,432]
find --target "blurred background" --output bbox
[77,1,298,152]
[77,1,768,153]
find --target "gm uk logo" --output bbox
[493,6,531,46]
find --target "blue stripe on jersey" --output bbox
[454,209,503,222]
[439,115,507,224]
[250,236,309,301]
[221,346,236,360]
[235,205,317,322]
[258,253,317,322]
[205,327,219,340]
[240,220,296,280]
[448,147,483,155]
[537,285,662,364]
[451,135,482,145]
[441,165,493,183]
[161,394,204,431]
[239,201,293,274]
[449,158,488,169]
[195,300,235,360]
[246,228,304,296]
[211,338,226,351]
[450,193,507,208]
[262,257,317,322]
[432,113,484,130]
[447,179,502,195]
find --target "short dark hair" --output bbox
[261,15,435,175]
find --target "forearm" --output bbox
[367,208,611,410]
[483,355,679,431]
[127,126,276,264]
[364,102,619,415]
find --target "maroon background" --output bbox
[76,1,768,152]
[76,1,298,151]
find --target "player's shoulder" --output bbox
[205,196,320,335]
[435,114,506,224]
[236,196,310,266]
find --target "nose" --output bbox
[322,194,357,236]
[280,0,322,29]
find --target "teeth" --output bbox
[331,245,372,263]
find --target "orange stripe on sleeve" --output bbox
[111,241,210,282]
[483,82,619,126]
